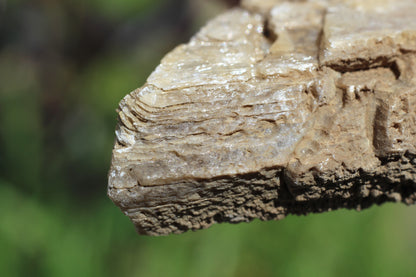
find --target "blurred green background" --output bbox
[1,0,415,276]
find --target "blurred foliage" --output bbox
[0,0,415,276]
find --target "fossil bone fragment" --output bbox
[108,0,416,235]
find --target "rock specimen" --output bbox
[108,0,416,236]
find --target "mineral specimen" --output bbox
[108,0,416,235]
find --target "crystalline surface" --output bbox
[147,10,267,90]
[108,0,416,235]
[320,3,416,70]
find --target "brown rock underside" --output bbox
[108,0,416,235]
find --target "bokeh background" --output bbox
[1,0,416,276]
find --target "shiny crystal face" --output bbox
[108,0,416,235]
[111,1,416,188]
[111,7,322,188]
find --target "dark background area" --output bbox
[1,0,416,276]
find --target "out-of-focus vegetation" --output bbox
[0,0,415,276]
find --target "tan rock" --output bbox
[108,0,416,235]
[320,3,416,70]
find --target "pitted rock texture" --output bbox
[108,0,416,236]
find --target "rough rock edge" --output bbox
[108,4,416,236]
[109,152,416,235]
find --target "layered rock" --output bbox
[108,0,416,235]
